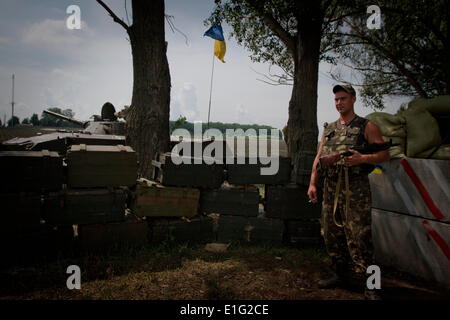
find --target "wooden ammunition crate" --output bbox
[285,219,322,245]
[67,144,137,188]
[152,152,224,188]
[78,217,149,250]
[148,217,216,244]
[200,187,259,217]
[0,150,63,192]
[0,192,42,236]
[265,184,321,219]
[132,181,200,218]
[44,188,127,226]
[217,215,284,244]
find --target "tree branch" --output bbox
[245,0,297,56]
[250,66,293,86]
[330,72,402,87]
[96,0,130,31]
[340,62,401,76]
[342,18,429,98]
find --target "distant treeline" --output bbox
[2,107,80,128]
[3,110,281,139]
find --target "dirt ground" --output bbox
[0,243,448,300]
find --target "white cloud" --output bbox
[22,19,92,51]
[171,82,200,121]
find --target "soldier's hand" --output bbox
[307,185,318,204]
[345,149,365,166]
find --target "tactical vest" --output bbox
[321,115,373,177]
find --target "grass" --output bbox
[1,240,449,300]
[0,242,334,300]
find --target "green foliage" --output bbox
[206,0,358,84]
[7,116,20,127]
[207,0,296,77]
[170,115,187,132]
[332,0,450,109]
[21,118,30,125]
[30,113,40,126]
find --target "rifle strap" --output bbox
[333,165,344,228]
[344,166,350,227]
[332,165,351,229]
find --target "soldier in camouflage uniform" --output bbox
[307,85,390,299]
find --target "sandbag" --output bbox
[415,144,450,160]
[366,112,406,137]
[403,109,442,157]
[408,96,450,116]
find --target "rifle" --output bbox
[319,140,398,168]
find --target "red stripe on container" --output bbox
[422,220,450,262]
[400,159,444,220]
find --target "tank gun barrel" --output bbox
[43,109,85,126]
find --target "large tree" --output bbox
[208,0,359,181]
[331,0,450,109]
[97,0,171,178]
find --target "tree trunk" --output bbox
[126,0,171,178]
[287,5,323,184]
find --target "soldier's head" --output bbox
[333,84,356,116]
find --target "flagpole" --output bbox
[207,52,215,130]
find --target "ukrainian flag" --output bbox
[204,25,226,63]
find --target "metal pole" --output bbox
[207,53,215,131]
[11,74,15,127]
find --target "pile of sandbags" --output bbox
[366,95,450,160]
[365,112,406,159]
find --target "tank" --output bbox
[42,102,126,135]
[0,102,127,154]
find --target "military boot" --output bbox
[318,273,343,289]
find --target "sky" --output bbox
[0,0,408,136]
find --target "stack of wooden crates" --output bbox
[0,150,64,261]
[44,144,146,250]
[133,138,322,246]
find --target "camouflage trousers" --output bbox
[320,170,374,274]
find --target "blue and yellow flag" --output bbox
[204,25,226,63]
